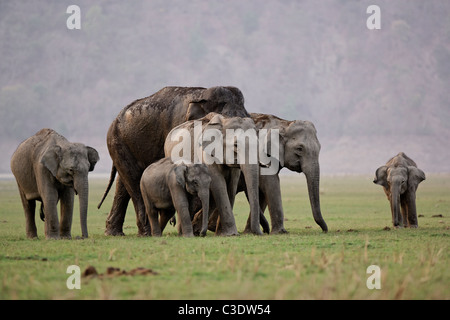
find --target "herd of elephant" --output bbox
[10,86,425,240]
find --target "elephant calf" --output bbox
[373,152,425,228]
[140,158,211,237]
[10,128,99,239]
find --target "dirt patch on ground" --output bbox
[82,265,158,279]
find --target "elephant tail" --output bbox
[97,165,117,209]
[40,203,45,222]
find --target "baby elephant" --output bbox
[11,128,99,239]
[140,158,211,237]
[373,152,425,228]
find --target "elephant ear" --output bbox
[373,166,388,188]
[200,114,224,164]
[41,145,62,177]
[407,166,425,189]
[263,126,285,168]
[86,146,100,172]
[173,163,187,187]
[186,100,208,121]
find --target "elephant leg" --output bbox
[19,191,37,239]
[260,174,287,234]
[130,191,151,237]
[143,196,161,237]
[107,137,151,236]
[400,196,409,228]
[227,168,241,208]
[244,190,270,234]
[171,191,194,238]
[209,170,238,236]
[59,188,74,239]
[105,176,129,236]
[406,191,418,228]
[41,190,60,239]
[160,208,175,234]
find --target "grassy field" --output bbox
[0,174,448,300]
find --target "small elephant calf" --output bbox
[10,128,99,239]
[140,158,211,237]
[373,152,425,228]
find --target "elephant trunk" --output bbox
[304,162,328,232]
[241,163,262,235]
[199,189,210,237]
[390,186,402,227]
[75,175,89,238]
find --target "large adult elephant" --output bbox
[98,86,250,236]
[164,113,262,236]
[11,129,99,239]
[227,113,328,233]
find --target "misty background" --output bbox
[1,0,449,175]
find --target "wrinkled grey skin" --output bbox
[10,129,99,239]
[214,113,327,234]
[140,158,211,237]
[98,86,249,236]
[164,113,262,236]
[374,152,425,228]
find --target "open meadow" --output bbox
[0,174,448,300]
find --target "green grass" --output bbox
[0,174,449,299]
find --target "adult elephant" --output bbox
[11,128,99,239]
[98,86,250,236]
[224,113,328,234]
[164,113,262,235]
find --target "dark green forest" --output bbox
[1,0,449,173]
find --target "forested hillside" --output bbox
[1,0,449,173]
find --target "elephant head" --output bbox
[201,113,261,234]
[41,143,99,237]
[263,118,327,232]
[174,163,211,237]
[186,86,249,121]
[374,160,425,227]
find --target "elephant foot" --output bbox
[60,233,72,239]
[26,232,38,239]
[242,227,263,236]
[182,232,195,238]
[271,227,288,235]
[137,223,152,237]
[215,227,239,237]
[45,234,60,240]
[104,228,125,236]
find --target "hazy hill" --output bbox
[1,0,449,174]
